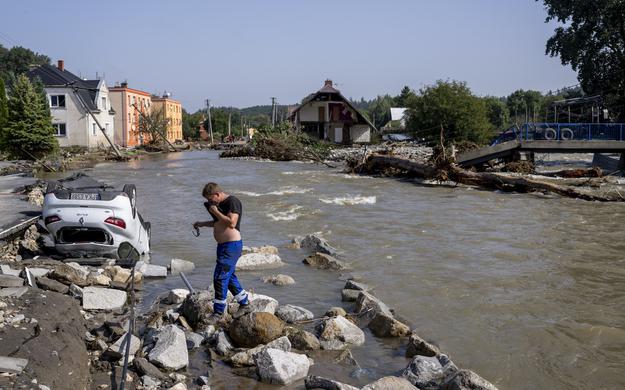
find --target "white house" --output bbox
[289,80,376,144]
[27,61,115,148]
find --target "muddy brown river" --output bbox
[79,150,624,389]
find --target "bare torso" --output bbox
[212,214,241,243]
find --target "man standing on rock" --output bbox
[193,182,249,322]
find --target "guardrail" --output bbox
[492,123,625,145]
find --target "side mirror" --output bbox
[118,242,140,265]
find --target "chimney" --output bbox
[324,79,333,87]
[121,81,128,88]
[57,60,64,71]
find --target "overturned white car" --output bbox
[41,174,151,258]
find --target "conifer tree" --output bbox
[0,78,7,131]
[1,74,57,159]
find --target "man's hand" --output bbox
[208,205,219,215]
[193,221,201,229]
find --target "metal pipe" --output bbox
[180,272,195,294]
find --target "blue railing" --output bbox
[492,123,625,145]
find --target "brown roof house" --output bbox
[289,80,376,144]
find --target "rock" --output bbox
[261,274,295,286]
[0,287,28,298]
[82,287,127,311]
[106,333,141,360]
[406,333,441,358]
[344,280,371,291]
[242,245,279,255]
[236,253,283,270]
[214,330,234,356]
[303,253,347,270]
[0,356,29,374]
[402,355,455,389]
[440,369,498,390]
[316,316,365,350]
[50,263,88,287]
[169,289,190,304]
[228,312,285,348]
[324,307,347,317]
[304,375,359,390]
[186,332,204,349]
[105,265,142,284]
[197,375,210,385]
[86,272,112,286]
[36,277,69,294]
[135,261,168,278]
[199,325,217,341]
[170,258,195,275]
[293,233,338,256]
[362,376,417,389]
[286,327,321,351]
[141,375,161,388]
[229,336,291,367]
[341,289,360,302]
[354,291,393,320]
[148,325,189,370]
[232,298,278,319]
[275,304,314,323]
[134,357,167,380]
[69,284,83,299]
[167,383,187,390]
[180,290,213,329]
[0,265,21,276]
[368,313,410,337]
[27,267,51,278]
[0,274,24,287]
[254,348,310,385]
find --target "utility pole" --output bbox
[271,97,277,128]
[240,115,244,138]
[205,99,214,144]
[228,109,232,139]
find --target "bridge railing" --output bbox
[492,123,625,145]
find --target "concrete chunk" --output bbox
[0,274,24,287]
[0,356,28,374]
[82,287,127,311]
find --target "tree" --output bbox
[0,79,7,131]
[0,45,50,84]
[1,74,57,158]
[483,96,510,130]
[405,80,492,144]
[394,86,417,107]
[138,106,169,144]
[367,95,394,129]
[506,89,543,123]
[182,109,203,140]
[540,0,625,119]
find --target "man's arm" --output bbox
[208,205,239,229]
[193,220,214,229]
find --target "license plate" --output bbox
[70,192,100,200]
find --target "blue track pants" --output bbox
[213,240,248,314]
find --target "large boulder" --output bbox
[214,330,235,356]
[148,325,189,370]
[254,348,310,385]
[50,263,89,287]
[232,298,278,318]
[368,313,410,337]
[262,274,295,286]
[170,258,195,275]
[228,312,285,348]
[362,376,417,390]
[406,333,441,358]
[440,369,498,390]
[180,290,213,329]
[354,291,393,320]
[316,316,365,350]
[229,336,291,367]
[292,233,338,256]
[303,253,347,271]
[402,355,457,390]
[82,287,127,311]
[135,261,167,278]
[0,274,24,288]
[304,375,359,390]
[237,253,283,270]
[242,245,279,255]
[286,327,320,351]
[341,289,360,302]
[276,304,314,323]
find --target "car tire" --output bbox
[145,222,151,251]
[46,181,60,194]
[123,184,137,219]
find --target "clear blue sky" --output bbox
[1,0,577,112]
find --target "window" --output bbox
[92,123,97,135]
[50,95,66,108]
[101,97,106,110]
[53,123,66,137]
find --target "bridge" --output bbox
[457,123,625,167]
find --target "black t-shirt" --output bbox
[207,195,242,231]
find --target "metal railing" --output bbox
[492,123,625,145]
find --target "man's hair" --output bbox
[202,182,222,197]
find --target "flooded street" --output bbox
[78,150,624,389]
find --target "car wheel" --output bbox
[123,184,137,219]
[145,222,151,250]
[46,181,60,194]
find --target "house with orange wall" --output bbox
[109,82,153,147]
[151,94,183,143]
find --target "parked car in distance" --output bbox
[41,174,151,259]
[382,133,414,142]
